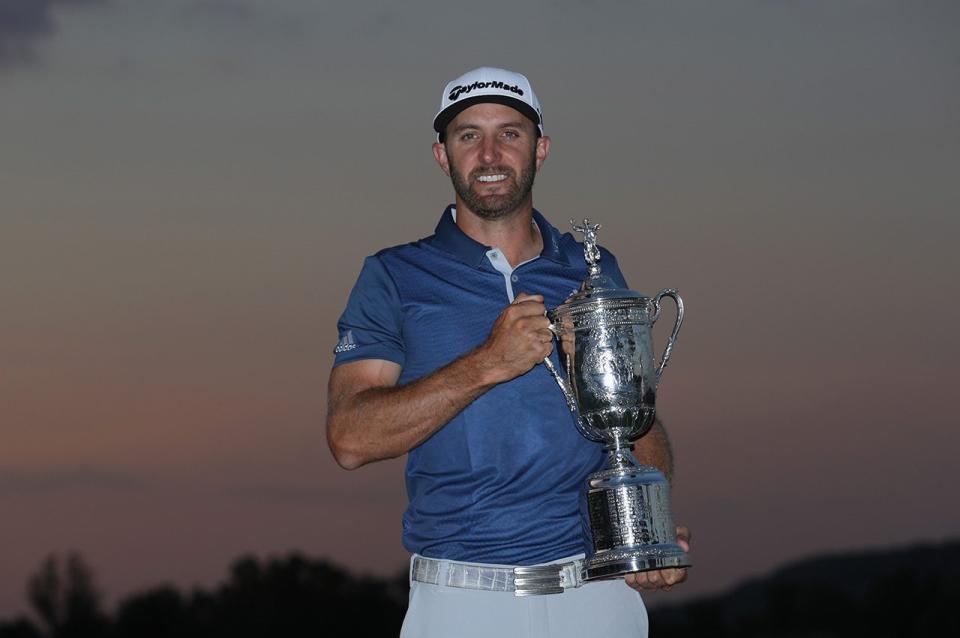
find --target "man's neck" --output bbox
[454,200,543,268]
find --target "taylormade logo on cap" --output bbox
[448,81,524,102]
[433,67,543,141]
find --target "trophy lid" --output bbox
[554,219,650,312]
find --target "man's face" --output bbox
[433,103,549,220]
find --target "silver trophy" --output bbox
[544,219,689,581]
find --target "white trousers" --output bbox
[399,555,649,638]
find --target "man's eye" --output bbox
[460,132,479,141]
[502,130,519,139]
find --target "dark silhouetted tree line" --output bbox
[649,539,960,637]
[2,540,958,637]
[0,553,407,638]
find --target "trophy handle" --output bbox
[651,288,684,382]
[543,331,606,443]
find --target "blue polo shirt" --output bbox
[334,206,628,565]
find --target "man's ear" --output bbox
[535,135,551,171]
[432,142,451,177]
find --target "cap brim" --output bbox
[433,95,541,140]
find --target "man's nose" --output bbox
[480,137,501,163]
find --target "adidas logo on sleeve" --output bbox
[333,330,358,353]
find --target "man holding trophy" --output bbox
[326,67,690,637]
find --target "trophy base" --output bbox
[582,461,691,581]
[582,545,690,581]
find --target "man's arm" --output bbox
[633,418,674,481]
[326,293,553,470]
[327,353,495,470]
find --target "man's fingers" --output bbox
[507,302,547,319]
[661,568,687,586]
[622,531,691,591]
[625,572,645,590]
[624,566,689,592]
[511,294,544,309]
[515,316,551,335]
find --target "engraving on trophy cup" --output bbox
[543,218,689,581]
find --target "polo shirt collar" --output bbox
[432,205,571,268]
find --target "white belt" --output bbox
[411,555,584,597]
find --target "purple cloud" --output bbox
[0,0,107,68]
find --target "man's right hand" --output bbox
[477,293,554,384]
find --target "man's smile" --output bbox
[476,174,508,183]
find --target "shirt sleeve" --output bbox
[332,255,406,368]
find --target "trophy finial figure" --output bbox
[571,218,603,276]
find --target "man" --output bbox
[327,67,688,637]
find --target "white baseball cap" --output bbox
[433,67,544,142]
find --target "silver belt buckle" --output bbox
[513,565,564,596]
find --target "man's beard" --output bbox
[447,149,537,220]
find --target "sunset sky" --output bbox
[2,0,959,616]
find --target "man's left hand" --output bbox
[623,525,690,592]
